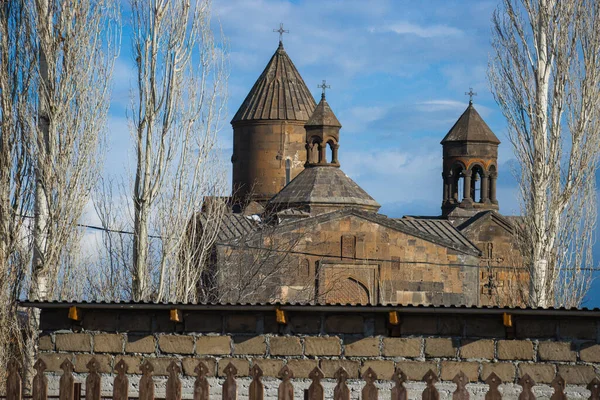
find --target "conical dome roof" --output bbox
[306,94,342,127]
[441,102,500,144]
[231,42,317,123]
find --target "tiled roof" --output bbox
[231,42,317,123]
[268,166,380,211]
[196,212,258,242]
[441,102,500,144]
[399,216,478,252]
[305,95,341,128]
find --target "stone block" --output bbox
[438,316,463,336]
[289,315,321,334]
[94,334,124,354]
[225,315,257,333]
[481,362,516,383]
[74,354,112,374]
[119,312,152,332]
[40,309,71,330]
[325,315,364,334]
[233,335,266,355]
[39,334,53,351]
[158,335,194,354]
[149,358,180,376]
[182,357,216,376]
[580,342,600,362]
[497,340,534,360]
[114,355,142,374]
[360,360,394,380]
[252,359,284,377]
[320,359,360,379]
[344,337,380,357]
[440,361,478,382]
[55,333,91,352]
[305,336,341,356]
[519,364,555,384]
[383,338,421,357]
[125,335,156,354]
[184,313,222,333]
[557,365,596,385]
[460,339,494,360]
[400,316,438,335]
[218,358,249,377]
[286,359,319,378]
[538,341,576,362]
[559,319,596,340]
[38,353,73,372]
[270,336,302,356]
[395,361,438,381]
[466,317,505,338]
[196,336,231,355]
[425,338,456,358]
[515,318,557,339]
[82,311,118,331]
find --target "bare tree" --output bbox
[129,0,228,301]
[489,0,600,307]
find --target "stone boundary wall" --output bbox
[34,306,600,398]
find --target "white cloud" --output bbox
[374,22,464,38]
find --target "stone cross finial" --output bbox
[465,87,477,104]
[318,80,330,98]
[274,23,289,43]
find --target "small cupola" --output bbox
[304,81,342,167]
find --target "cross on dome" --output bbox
[317,80,330,99]
[273,23,289,43]
[465,87,477,104]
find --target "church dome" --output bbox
[441,102,500,144]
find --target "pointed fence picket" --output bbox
[6,358,600,400]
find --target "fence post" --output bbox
[518,374,536,400]
[59,359,75,400]
[361,367,378,400]
[113,359,129,400]
[32,359,48,400]
[452,371,469,400]
[588,377,600,400]
[307,367,324,400]
[6,359,21,400]
[333,368,350,400]
[249,364,264,400]
[139,360,155,400]
[222,362,237,400]
[194,361,210,400]
[551,375,566,400]
[166,361,182,400]
[391,368,407,400]
[484,372,502,400]
[86,358,101,400]
[278,365,294,400]
[422,369,439,400]
[73,383,81,400]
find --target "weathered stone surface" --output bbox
[360,360,394,380]
[217,358,249,377]
[82,311,119,331]
[325,315,364,334]
[320,359,360,378]
[113,355,142,374]
[94,334,124,353]
[196,336,231,355]
[559,319,596,340]
[270,336,302,356]
[538,341,576,362]
[519,364,555,384]
[438,316,463,336]
[497,340,534,360]
[465,317,505,338]
[515,318,557,339]
[125,335,156,354]
[460,339,494,359]
[38,334,53,351]
[481,362,516,383]
[233,336,266,355]
[344,337,379,357]
[440,361,478,382]
[182,358,216,377]
[55,333,91,352]
[289,315,321,334]
[304,336,341,356]
[150,358,180,376]
[225,315,257,333]
[382,338,421,357]
[425,338,456,358]
[285,359,319,378]
[400,316,438,335]
[158,335,194,354]
[395,361,438,381]
[74,354,111,374]
[184,313,222,333]
[119,312,152,332]
[557,365,596,385]
[251,359,284,377]
[38,354,73,372]
[580,342,600,362]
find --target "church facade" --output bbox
[208,39,527,307]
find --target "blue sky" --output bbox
[103,0,600,306]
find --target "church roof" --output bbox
[268,166,380,211]
[306,94,342,127]
[231,42,317,123]
[441,102,500,144]
[399,216,479,251]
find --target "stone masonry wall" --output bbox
[35,306,600,399]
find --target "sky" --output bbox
[102,0,600,306]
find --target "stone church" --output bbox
[203,39,527,307]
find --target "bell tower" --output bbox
[304,81,341,167]
[441,94,500,219]
[231,30,316,204]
